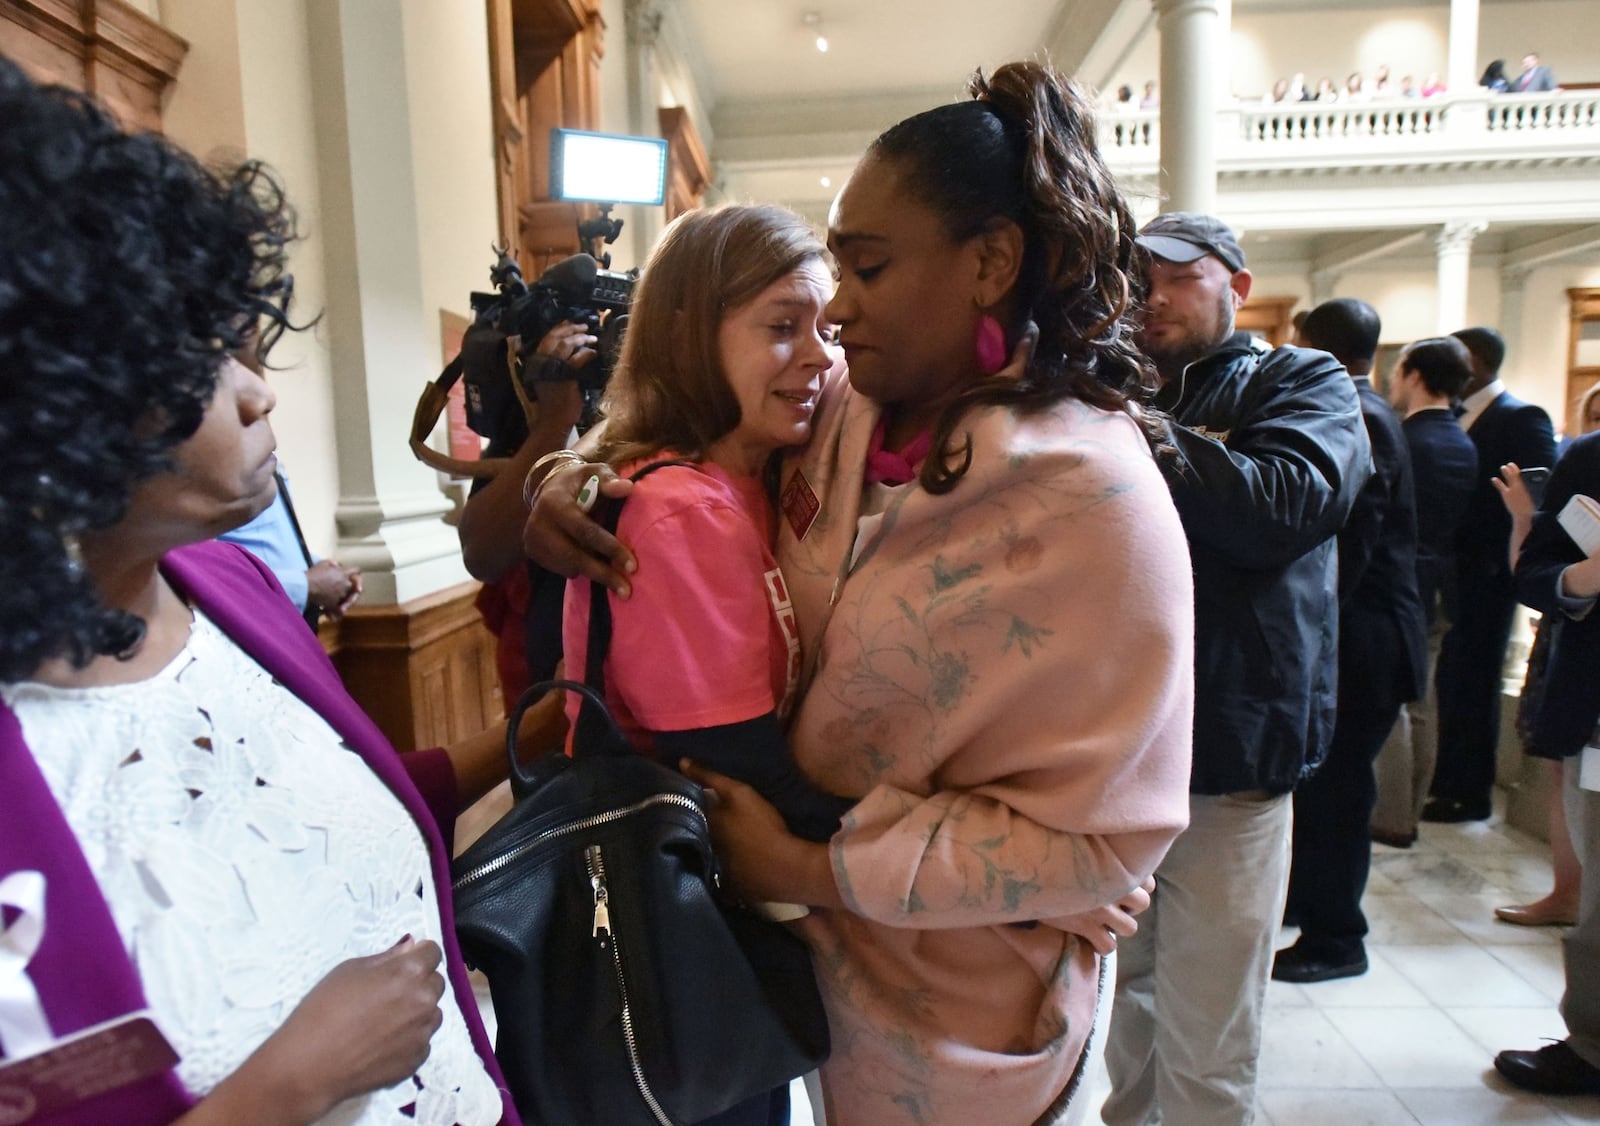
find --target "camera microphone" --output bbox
[539,253,599,297]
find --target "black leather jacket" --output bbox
[1155,333,1372,794]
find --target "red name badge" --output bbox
[780,470,820,542]
[0,1012,178,1124]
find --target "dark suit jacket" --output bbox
[1516,431,1600,759]
[1515,64,1557,92]
[1457,389,1557,582]
[1403,408,1478,621]
[1338,380,1428,709]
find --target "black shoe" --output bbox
[1494,1041,1600,1096]
[1370,827,1417,849]
[1271,941,1368,984]
[1420,797,1491,823]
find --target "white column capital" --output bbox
[624,0,663,50]
[1436,219,1488,256]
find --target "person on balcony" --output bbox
[1481,59,1511,93]
[1422,72,1449,97]
[1513,52,1558,93]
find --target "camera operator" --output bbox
[458,319,593,699]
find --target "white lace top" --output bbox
[1,611,501,1126]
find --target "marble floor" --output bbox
[1073,794,1600,1125]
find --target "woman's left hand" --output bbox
[1045,876,1154,956]
[680,759,841,909]
[1492,462,1537,523]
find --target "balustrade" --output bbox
[1097,89,1600,166]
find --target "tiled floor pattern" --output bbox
[1072,796,1600,1125]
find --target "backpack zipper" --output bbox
[586,843,675,1126]
[452,791,704,889]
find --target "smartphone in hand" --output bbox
[1520,466,1551,505]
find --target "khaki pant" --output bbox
[1101,792,1293,1126]
[1372,612,1449,837]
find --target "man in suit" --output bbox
[1371,337,1480,846]
[1494,430,1600,1097]
[1276,299,1428,982]
[1428,327,1557,822]
[1513,52,1558,93]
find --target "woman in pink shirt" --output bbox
[533,62,1194,1126]
[558,205,857,1125]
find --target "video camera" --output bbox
[408,127,666,479]
[458,248,636,438]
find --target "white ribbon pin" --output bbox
[0,871,53,1058]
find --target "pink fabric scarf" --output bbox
[864,419,932,486]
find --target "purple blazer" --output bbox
[0,541,518,1125]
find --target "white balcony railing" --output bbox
[1097,89,1600,168]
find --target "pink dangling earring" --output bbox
[975,314,1007,375]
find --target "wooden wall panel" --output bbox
[332,582,504,753]
[0,0,186,132]
[487,0,605,268]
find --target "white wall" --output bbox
[1521,260,1600,432]
[1227,8,1447,100]
[401,0,499,377]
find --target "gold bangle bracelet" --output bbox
[522,450,585,507]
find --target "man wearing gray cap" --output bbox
[1102,214,1371,1126]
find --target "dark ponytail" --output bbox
[869,60,1164,493]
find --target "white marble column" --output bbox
[305,0,468,604]
[1447,0,1480,99]
[1435,219,1487,335]
[1213,0,1232,102]
[1154,0,1223,215]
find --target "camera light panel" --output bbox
[551,129,668,206]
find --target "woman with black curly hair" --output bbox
[0,58,527,1125]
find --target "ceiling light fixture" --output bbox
[801,10,828,53]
